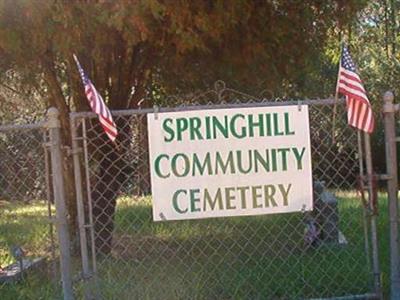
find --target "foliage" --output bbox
[339,0,400,173]
[0,0,365,114]
[0,73,46,124]
[0,1,366,249]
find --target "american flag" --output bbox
[73,54,118,142]
[336,45,374,133]
[336,46,375,133]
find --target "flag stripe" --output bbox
[340,68,363,84]
[100,120,118,138]
[338,86,370,105]
[338,74,366,93]
[99,114,117,133]
[74,55,118,142]
[336,46,374,133]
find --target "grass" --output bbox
[0,200,54,266]
[93,192,389,299]
[0,192,391,299]
[0,200,60,300]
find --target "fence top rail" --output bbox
[0,121,45,132]
[70,97,345,120]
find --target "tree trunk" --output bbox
[90,118,132,255]
[87,45,152,255]
[42,57,78,240]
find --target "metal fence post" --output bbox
[364,133,382,298]
[46,107,75,300]
[382,91,400,299]
[70,116,93,299]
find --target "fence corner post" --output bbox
[46,107,75,300]
[382,91,400,300]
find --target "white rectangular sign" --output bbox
[147,105,313,221]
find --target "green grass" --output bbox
[0,200,54,266]
[0,193,392,299]
[0,200,60,300]
[92,192,389,299]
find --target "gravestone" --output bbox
[313,181,339,244]
[0,257,46,284]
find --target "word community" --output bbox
[154,147,306,179]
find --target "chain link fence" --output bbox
[0,122,59,298]
[0,84,389,299]
[71,88,380,299]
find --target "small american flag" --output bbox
[73,54,118,142]
[336,45,374,133]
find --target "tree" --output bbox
[0,0,365,254]
[339,0,400,175]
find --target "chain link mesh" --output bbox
[0,127,47,202]
[0,124,58,296]
[75,93,375,299]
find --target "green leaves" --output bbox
[0,0,365,116]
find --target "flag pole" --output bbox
[332,44,342,144]
[363,131,382,297]
[331,86,339,144]
[357,130,371,273]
